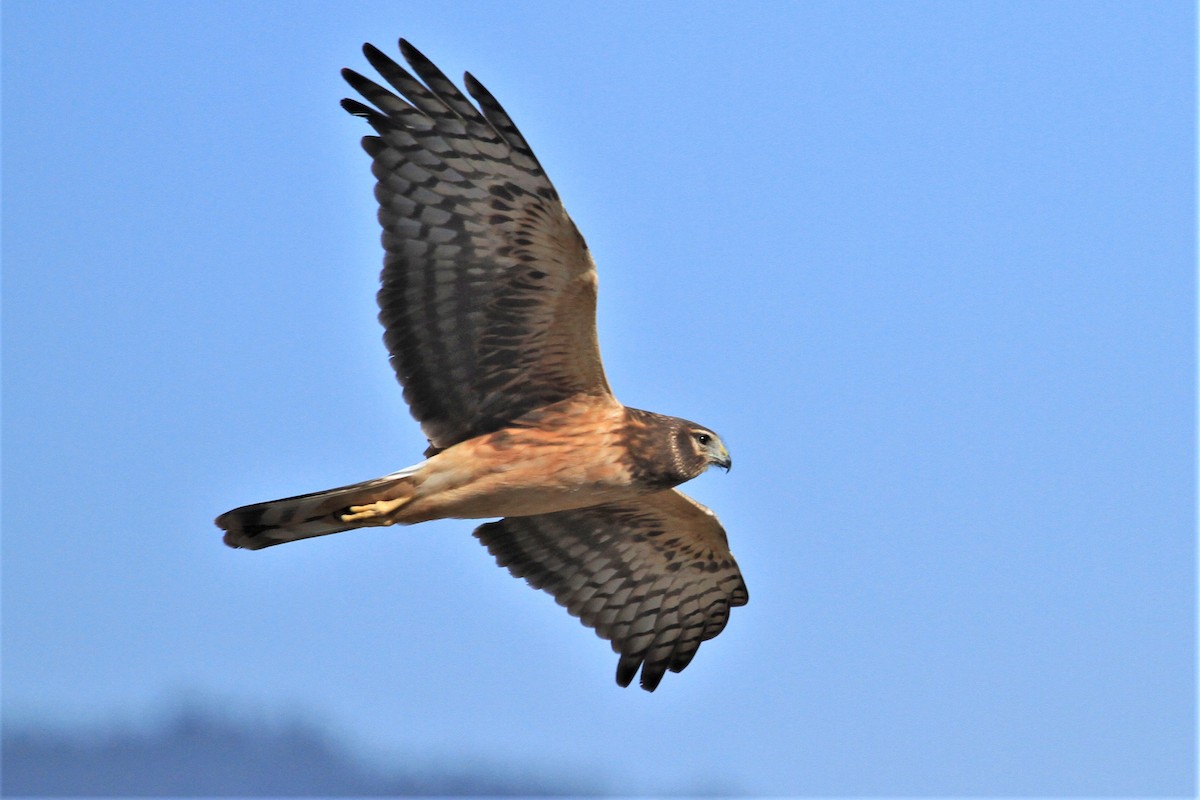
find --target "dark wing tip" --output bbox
[615,654,668,692]
[668,647,699,674]
[340,97,372,116]
[341,69,383,102]
[615,655,641,688]
[362,42,406,82]
[731,578,750,607]
[341,67,383,102]
[398,37,425,65]
[639,664,667,692]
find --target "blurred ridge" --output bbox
[1,700,601,797]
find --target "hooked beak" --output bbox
[713,444,732,472]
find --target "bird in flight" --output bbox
[216,39,747,691]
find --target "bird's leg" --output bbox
[341,496,412,525]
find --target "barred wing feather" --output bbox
[473,489,748,691]
[342,40,611,454]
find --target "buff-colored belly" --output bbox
[399,427,637,523]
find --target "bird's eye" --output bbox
[694,432,711,446]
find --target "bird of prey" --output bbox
[216,39,747,691]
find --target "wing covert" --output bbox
[342,40,611,453]
[473,490,748,691]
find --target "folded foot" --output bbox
[341,496,411,526]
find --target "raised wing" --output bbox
[342,40,611,454]
[474,490,749,691]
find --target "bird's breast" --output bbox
[399,405,644,521]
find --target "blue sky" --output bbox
[3,1,1195,795]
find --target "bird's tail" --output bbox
[216,464,423,550]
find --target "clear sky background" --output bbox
[3,1,1196,795]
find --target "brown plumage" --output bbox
[215,39,747,691]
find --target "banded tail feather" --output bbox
[216,465,422,550]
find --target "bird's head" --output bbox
[624,408,732,487]
[682,424,732,473]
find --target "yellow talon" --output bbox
[341,496,411,524]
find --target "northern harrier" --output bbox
[216,40,747,691]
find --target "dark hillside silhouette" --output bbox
[2,704,597,796]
